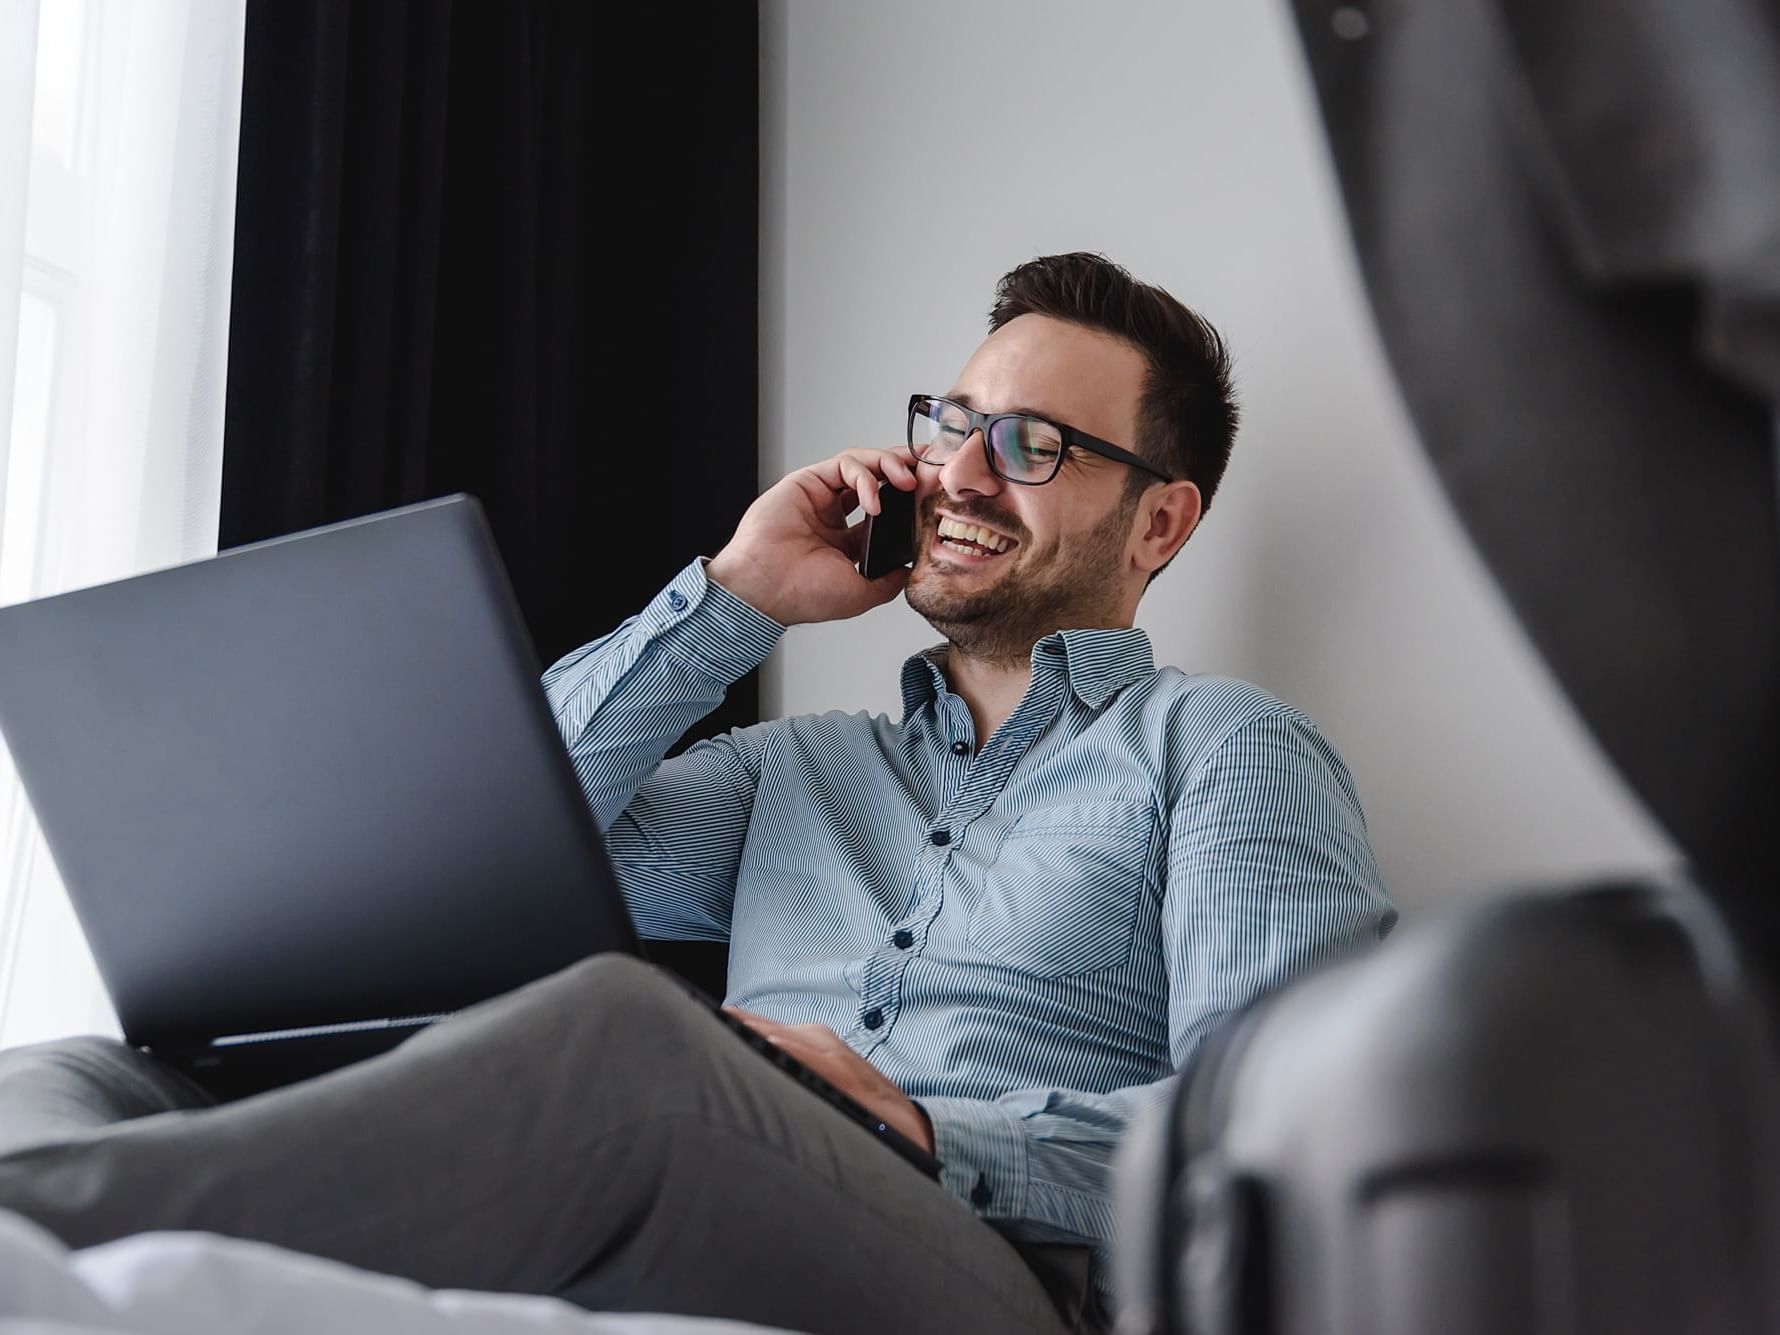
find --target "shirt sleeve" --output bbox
[540,558,785,941]
[917,708,1396,1246]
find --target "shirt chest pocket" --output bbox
[967,800,1157,979]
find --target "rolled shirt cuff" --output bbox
[645,557,785,683]
[916,1096,1032,1223]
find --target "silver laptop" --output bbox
[0,496,635,1086]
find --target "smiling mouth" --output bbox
[935,516,1017,559]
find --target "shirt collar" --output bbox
[899,647,951,721]
[898,627,1156,720]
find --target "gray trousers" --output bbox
[0,954,1095,1334]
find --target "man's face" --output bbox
[904,313,1151,664]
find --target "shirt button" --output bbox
[950,740,970,756]
[862,1008,884,1030]
[970,1174,994,1208]
[667,591,688,612]
[929,829,951,846]
[892,929,914,950]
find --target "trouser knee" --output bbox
[532,951,706,1029]
[416,952,717,1095]
[550,952,721,1067]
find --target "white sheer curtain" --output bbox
[0,0,245,1048]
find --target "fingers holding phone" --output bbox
[708,447,918,626]
[835,448,918,518]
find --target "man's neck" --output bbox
[943,645,1036,749]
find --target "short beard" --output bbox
[905,489,1139,668]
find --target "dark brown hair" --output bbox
[988,252,1239,513]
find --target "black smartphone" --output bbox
[858,482,918,579]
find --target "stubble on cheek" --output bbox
[908,494,1138,663]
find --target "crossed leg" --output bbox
[0,954,1075,1334]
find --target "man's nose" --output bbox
[937,430,1004,499]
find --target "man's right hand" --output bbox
[707,448,918,626]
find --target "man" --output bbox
[0,253,1393,1334]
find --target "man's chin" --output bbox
[905,572,997,631]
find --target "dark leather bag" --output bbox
[1114,882,1780,1335]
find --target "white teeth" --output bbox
[937,518,1013,553]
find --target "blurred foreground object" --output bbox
[1286,0,1780,955]
[1114,881,1780,1334]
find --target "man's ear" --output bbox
[1133,480,1202,576]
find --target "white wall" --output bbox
[758,0,1678,920]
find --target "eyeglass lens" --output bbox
[909,399,1065,483]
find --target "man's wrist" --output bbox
[707,546,790,624]
[644,559,784,684]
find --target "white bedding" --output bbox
[0,1210,791,1335]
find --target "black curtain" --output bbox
[221,0,759,702]
[220,1,759,990]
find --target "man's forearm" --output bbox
[540,559,782,830]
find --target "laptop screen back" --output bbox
[0,495,639,1046]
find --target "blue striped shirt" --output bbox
[542,558,1395,1275]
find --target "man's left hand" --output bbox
[723,1007,935,1155]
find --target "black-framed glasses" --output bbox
[906,394,1172,487]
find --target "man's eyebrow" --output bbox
[947,391,1059,421]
